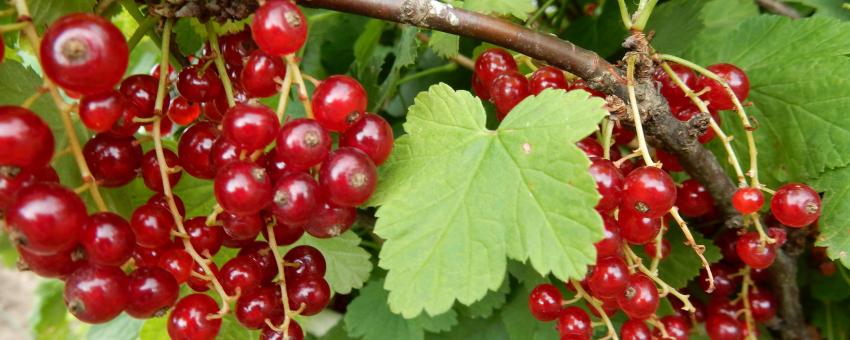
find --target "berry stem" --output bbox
[265,223,298,339]
[285,54,314,119]
[626,54,656,166]
[600,117,615,160]
[615,0,633,28]
[631,0,658,31]
[646,317,671,340]
[204,21,236,108]
[0,21,29,33]
[737,267,758,340]
[669,207,715,292]
[275,57,295,121]
[649,221,664,273]
[569,279,619,340]
[623,245,695,312]
[12,0,108,212]
[118,0,186,67]
[126,16,157,51]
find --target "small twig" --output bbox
[570,280,619,340]
[285,55,314,118]
[95,0,116,14]
[755,0,802,19]
[669,207,714,293]
[624,246,695,312]
[626,54,655,166]
[415,32,474,70]
[737,267,758,340]
[205,22,236,108]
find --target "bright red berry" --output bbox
[732,187,764,214]
[79,91,125,132]
[222,103,280,151]
[178,122,220,179]
[0,106,55,171]
[588,256,630,298]
[64,264,129,323]
[184,217,224,257]
[319,147,378,207]
[158,248,194,284]
[168,97,201,125]
[283,245,326,282]
[187,261,219,292]
[7,183,86,254]
[304,199,357,238]
[220,256,264,296]
[272,172,319,225]
[736,231,777,269]
[474,48,517,95]
[622,166,677,218]
[576,137,604,158]
[340,113,394,166]
[530,66,568,95]
[263,220,305,246]
[557,306,592,339]
[83,134,142,187]
[177,65,224,103]
[698,63,749,111]
[120,74,168,118]
[141,148,182,192]
[251,0,308,56]
[147,193,186,218]
[214,160,273,215]
[700,263,741,296]
[655,148,683,172]
[236,286,284,329]
[676,179,714,217]
[595,214,622,257]
[589,158,624,213]
[287,275,331,316]
[528,283,562,321]
[620,319,651,340]
[472,74,490,100]
[748,290,777,322]
[770,183,821,227]
[220,212,264,241]
[241,50,287,98]
[617,273,659,320]
[617,207,661,245]
[644,238,670,260]
[260,321,304,340]
[654,63,697,109]
[276,118,332,169]
[705,313,743,340]
[656,315,690,340]
[17,245,82,278]
[312,75,368,132]
[490,72,530,120]
[168,294,222,340]
[81,212,135,266]
[126,267,179,318]
[133,244,172,268]
[238,241,279,283]
[130,203,175,249]
[219,29,257,71]
[108,102,143,137]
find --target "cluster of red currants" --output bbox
[469,49,824,338]
[2,1,392,339]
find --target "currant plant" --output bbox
[0,0,848,339]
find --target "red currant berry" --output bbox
[770,183,821,227]
[613,124,636,145]
[81,212,134,266]
[126,267,179,318]
[141,148,182,192]
[312,75,368,132]
[589,158,624,213]
[707,297,740,318]
[201,100,224,122]
[150,63,175,82]
[40,13,128,95]
[220,256,264,295]
[187,261,219,292]
[528,283,562,321]
[655,315,690,340]
[221,212,264,241]
[340,113,394,166]
[736,231,777,269]
[732,187,764,215]
[530,66,568,95]
[0,106,55,171]
[241,50,287,98]
[84,135,143,188]
[670,105,720,143]
[698,63,749,111]
[618,207,661,245]
[654,63,697,109]
[251,0,308,56]
[655,148,683,172]
[260,321,304,340]
[177,65,224,103]
[557,306,592,339]
[264,148,300,182]
[184,217,224,256]
[7,183,86,254]
[158,248,194,284]
[490,72,530,120]
[676,179,714,217]
[472,74,490,100]
[700,263,741,296]
[276,118,332,169]
[108,102,143,137]
[238,241,279,283]
[748,290,777,322]
[79,91,124,132]
[272,172,319,225]
[617,273,659,320]
[620,319,651,340]
[168,97,201,125]
[130,203,175,249]
[17,245,82,278]
[120,74,168,118]
[178,122,220,179]
[133,244,171,268]
[570,79,606,98]
[64,264,129,323]
[210,136,248,172]
[287,275,331,316]
[283,245,326,281]
[222,231,255,248]
[474,48,518,93]
[220,29,257,70]
[263,219,305,246]
[644,238,670,260]
[236,286,284,329]
[304,199,356,238]
[0,168,38,211]
[588,256,630,298]
[168,294,222,340]
[215,160,273,215]
[147,193,186,218]
[622,166,677,218]
[576,137,604,158]
[706,313,743,340]
[595,214,623,257]
[319,147,378,207]
[222,103,280,151]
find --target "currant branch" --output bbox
[205,22,237,108]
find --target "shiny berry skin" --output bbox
[736,231,776,269]
[656,315,690,340]
[201,100,224,122]
[706,314,743,340]
[241,50,287,98]
[79,91,124,132]
[620,319,651,340]
[287,276,331,316]
[64,264,129,323]
[700,263,740,296]
[589,158,624,212]
[120,74,167,118]
[530,66,568,95]
[272,172,319,225]
[676,179,714,217]
[222,103,280,151]
[474,48,518,93]
[126,267,179,318]
[214,160,273,215]
[7,183,86,254]
[655,149,683,172]
[219,29,257,69]
[147,193,186,218]
[304,199,357,238]
[472,74,490,100]
[168,97,202,125]
[17,246,81,278]
[654,63,697,109]
[276,118,332,169]
[557,306,592,339]
[184,217,224,256]
[251,0,308,56]
[0,169,39,210]
[83,134,142,187]
[490,72,530,121]
[283,245,326,281]
[260,321,304,340]
[770,183,821,227]
[238,241,278,283]
[595,215,622,257]
[312,75,368,132]
[263,220,305,245]
[699,63,749,111]
[40,14,128,95]
[617,207,661,245]
[210,136,247,172]
[708,297,740,318]
[319,147,378,207]
[576,137,604,158]
[235,286,284,329]
[622,166,677,218]
[617,274,659,320]
[177,65,223,103]
[221,212,264,241]
[644,238,670,259]
[178,122,219,179]
[168,294,222,340]
[748,290,777,322]
[340,113,394,166]
[220,256,264,295]
[109,102,142,137]
[264,148,299,182]
[150,63,175,82]
[0,106,55,171]
[187,261,219,292]
[130,203,175,249]
[158,248,194,284]
[80,212,134,266]
[528,283,562,321]
[588,256,629,298]
[141,149,182,192]
[732,187,764,214]
[133,244,171,268]
[222,231,255,248]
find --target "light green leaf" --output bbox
[286,231,373,294]
[86,314,143,340]
[789,0,850,20]
[218,314,260,339]
[370,85,606,317]
[28,0,97,31]
[30,280,84,340]
[373,26,420,111]
[139,316,169,340]
[172,175,220,219]
[343,279,458,340]
[173,18,204,56]
[636,226,722,288]
[812,166,850,267]
[428,32,460,59]
[647,0,758,55]
[464,0,535,20]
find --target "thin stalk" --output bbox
[601,117,615,160]
[205,22,236,108]
[571,280,619,340]
[626,55,655,166]
[669,207,714,293]
[127,16,157,51]
[276,59,295,121]
[266,224,298,339]
[397,63,457,85]
[616,0,633,28]
[285,55,313,118]
[526,0,556,27]
[624,246,695,312]
[631,0,658,31]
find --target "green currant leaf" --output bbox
[458,278,510,319]
[428,32,460,59]
[803,262,850,301]
[138,317,169,340]
[173,18,204,56]
[343,279,458,340]
[27,0,97,32]
[812,166,850,268]
[425,313,509,340]
[499,283,559,340]
[684,16,850,187]
[463,0,535,20]
[647,0,758,55]
[812,300,850,340]
[635,226,722,288]
[561,1,631,58]
[86,314,143,340]
[30,280,85,340]
[790,0,850,20]
[286,231,373,294]
[369,85,606,317]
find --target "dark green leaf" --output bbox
[636,227,722,288]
